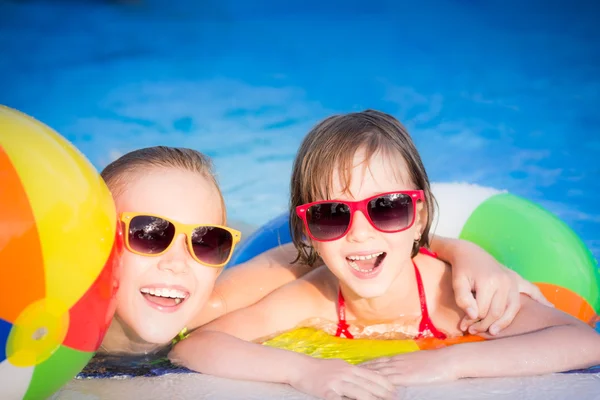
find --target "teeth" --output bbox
[348,260,376,273]
[140,287,187,299]
[347,252,384,261]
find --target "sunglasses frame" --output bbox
[120,212,242,268]
[295,190,424,242]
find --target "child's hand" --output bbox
[360,350,457,386]
[290,358,396,400]
[450,241,552,335]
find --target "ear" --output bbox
[414,200,427,241]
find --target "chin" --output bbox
[137,324,182,346]
[347,281,390,299]
[133,308,192,346]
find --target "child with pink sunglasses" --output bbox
[98,144,546,357]
[170,110,600,400]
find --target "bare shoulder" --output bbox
[198,266,335,341]
[285,264,338,301]
[414,252,451,290]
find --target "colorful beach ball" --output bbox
[0,106,122,399]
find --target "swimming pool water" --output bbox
[1,0,598,263]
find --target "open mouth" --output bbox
[346,252,387,277]
[140,287,189,310]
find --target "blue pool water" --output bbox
[0,0,598,265]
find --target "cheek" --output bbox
[312,241,325,257]
[186,267,221,314]
[116,252,151,298]
[313,242,339,265]
[191,267,220,296]
[387,230,416,256]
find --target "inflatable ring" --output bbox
[229,183,600,364]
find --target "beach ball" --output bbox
[0,106,122,399]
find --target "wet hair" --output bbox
[101,146,226,222]
[289,110,435,267]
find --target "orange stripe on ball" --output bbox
[0,147,46,323]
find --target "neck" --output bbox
[99,316,167,356]
[339,257,420,322]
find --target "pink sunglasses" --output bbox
[296,190,424,242]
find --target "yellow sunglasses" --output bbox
[120,212,241,268]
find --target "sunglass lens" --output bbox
[191,227,233,265]
[368,193,414,231]
[307,202,351,241]
[128,216,176,254]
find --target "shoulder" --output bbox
[200,265,337,341]
[282,265,337,303]
[245,264,336,316]
[414,251,451,287]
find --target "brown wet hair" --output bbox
[289,110,435,267]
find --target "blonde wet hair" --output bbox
[101,146,226,223]
[290,110,436,267]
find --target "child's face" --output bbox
[312,148,426,299]
[114,167,223,344]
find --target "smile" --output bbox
[346,252,386,276]
[140,286,190,312]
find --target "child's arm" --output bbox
[171,331,395,400]
[189,243,311,328]
[170,276,395,400]
[363,296,600,384]
[430,235,552,334]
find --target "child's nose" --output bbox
[157,234,190,274]
[346,211,376,243]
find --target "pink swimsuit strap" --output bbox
[336,247,447,340]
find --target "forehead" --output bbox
[329,147,412,199]
[115,167,223,225]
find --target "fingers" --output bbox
[323,389,344,400]
[459,315,479,332]
[519,279,554,307]
[361,357,405,375]
[468,289,506,334]
[338,377,395,400]
[452,275,478,319]
[472,275,508,322]
[363,364,419,387]
[353,366,396,395]
[487,289,521,335]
